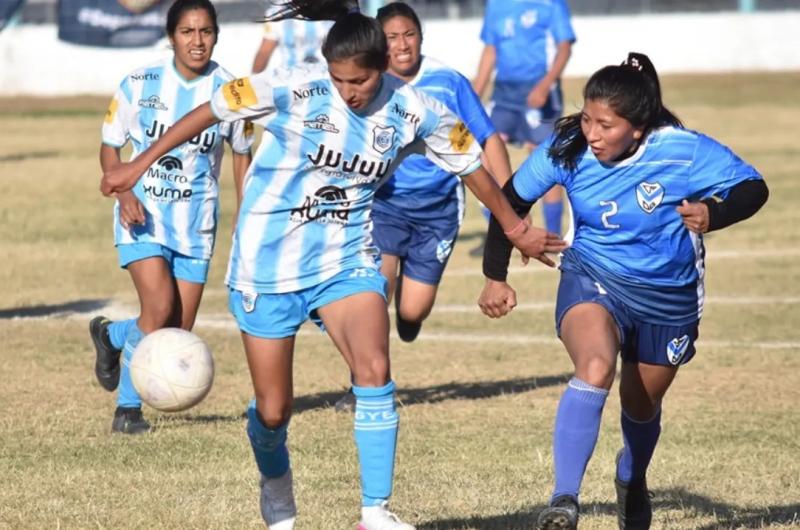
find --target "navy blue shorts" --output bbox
[489,81,564,146]
[555,268,699,366]
[371,211,458,285]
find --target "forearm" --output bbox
[463,165,522,231]
[232,151,251,208]
[472,45,496,97]
[99,144,122,172]
[702,179,769,232]
[481,134,512,186]
[252,40,277,74]
[541,42,572,86]
[483,179,536,281]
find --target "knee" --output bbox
[352,354,390,387]
[620,393,661,421]
[140,296,175,331]
[254,399,292,429]
[398,304,430,323]
[576,355,616,390]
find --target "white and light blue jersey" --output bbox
[210,64,483,294]
[514,127,763,324]
[102,58,254,260]
[261,18,333,69]
[480,0,576,84]
[373,56,496,222]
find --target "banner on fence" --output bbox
[57,0,166,47]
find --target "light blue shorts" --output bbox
[117,243,210,284]
[229,267,388,339]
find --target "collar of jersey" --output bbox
[169,58,213,88]
[329,75,389,118]
[594,135,649,169]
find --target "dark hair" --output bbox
[376,2,422,36]
[548,52,683,171]
[166,0,219,37]
[264,0,388,70]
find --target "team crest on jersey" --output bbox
[520,10,538,28]
[372,125,396,154]
[436,239,454,263]
[304,114,340,133]
[636,181,664,214]
[138,95,167,111]
[666,335,690,365]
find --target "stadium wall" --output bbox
[1,11,798,96]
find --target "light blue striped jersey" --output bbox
[102,58,254,259]
[514,126,762,324]
[261,18,333,69]
[374,56,496,222]
[480,0,576,84]
[210,64,484,293]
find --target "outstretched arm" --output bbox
[480,133,512,187]
[252,38,278,74]
[100,103,219,196]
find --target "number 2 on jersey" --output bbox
[600,200,620,229]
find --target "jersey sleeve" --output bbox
[101,80,135,148]
[512,137,562,201]
[551,0,577,44]
[451,72,496,145]
[479,0,497,46]
[210,73,280,122]
[261,19,282,43]
[415,93,482,177]
[227,119,255,154]
[687,134,762,200]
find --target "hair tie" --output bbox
[347,6,360,14]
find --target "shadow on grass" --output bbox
[293,374,570,413]
[0,150,60,162]
[0,298,109,319]
[417,487,800,529]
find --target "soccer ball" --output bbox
[130,328,214,412]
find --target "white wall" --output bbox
[1,10,798,96]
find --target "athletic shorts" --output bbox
[117,242,209,284]
[371,211,459,285]
[228,267,388,339]
[555,268,699,366]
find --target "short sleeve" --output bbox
[415,93,482,177]
[262,19,282,43]
[551,0,577,44]
[210,73,279,122]
[228,119,255,154]
[688,134,762,200]
[101,81,134,148]
[512,138,562,201]
[451,72,495,145]
[479,0,497,46]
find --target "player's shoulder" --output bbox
[646,125,703,158]
[122,58,168,84]
[416,56,468,87]
[273,62,330,87]
[206,61,236,81]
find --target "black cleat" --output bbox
[394,268,421,343]
[111,407,151,435]
[333,388,356,413]
[90,316,121,392]
[615,449,653,530]
[537,495,579,530]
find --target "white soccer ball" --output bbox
[130,328,214,412]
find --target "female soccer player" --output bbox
[90,0,253,435]
[332,1,514,413]
[100,2,566,527]
[479,53,768,530]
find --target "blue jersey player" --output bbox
[479,53,768,530]
[90,0,253,435]
[100,2,568,528]
[473,0,576,238]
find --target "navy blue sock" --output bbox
[552,377,609,501]
[353,381,398,506]
[116,322,144,408]
[246,400,290,478]
[543,201,564,235]
[617,408,661,484]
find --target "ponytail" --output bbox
[548,51,682,171]
[263,0,387,70]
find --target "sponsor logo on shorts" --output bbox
[242,292,257,313]
[436,239,453,263]
[138,95,167,111]
[303,114,339,133]
[636,182,664,214]
[667,335,690,365]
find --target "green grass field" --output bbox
[1,72,799,529]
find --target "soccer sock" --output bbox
[116,321,144,408]
[552,377,609,501]
[543,201,564,236]
[246,400,290,479]
[353,380,398,507]
[617,407,662,484]
[108,318,136,351]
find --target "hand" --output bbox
[527,80,550,109]
[101,161,141,197]
[117,191,145,229]
[507,223,569,267]
[478,279,517,318]
[676,199,710,234]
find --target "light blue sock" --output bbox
[617,408,661,484]
[116,322,144,408]
[543,201,564,235]
[353,381,398,507]
[552,377,609,501]
[246,400,290,478]
[108,318,136,351]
